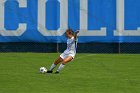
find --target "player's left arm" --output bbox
[74,30,79,40]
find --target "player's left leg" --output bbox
[47,57,63,73]
[55,56,73,73]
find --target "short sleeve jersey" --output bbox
[64,36,77,54]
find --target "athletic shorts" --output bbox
[60,52,76,60]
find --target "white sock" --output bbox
[49,63,56,71]
[57,64,65,72]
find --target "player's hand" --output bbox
[75,30,79,34]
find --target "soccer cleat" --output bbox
[47,70,53,73]
[55,71,59,74]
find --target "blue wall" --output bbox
[0,0,140,43]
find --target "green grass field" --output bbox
[0,53,140,93]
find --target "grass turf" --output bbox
[0,53,140,93]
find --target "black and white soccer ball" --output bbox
[39,67,47,73]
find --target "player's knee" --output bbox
[63,63,66,65]
[62,60,69,65]
[62,60,71,65]
[62,61,66,65]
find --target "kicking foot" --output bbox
[47,70,53,73]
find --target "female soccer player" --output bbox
[47,29,79,74]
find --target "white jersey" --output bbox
[64,36,77,54]
[60,36,77,59]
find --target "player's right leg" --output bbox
[47,57,63,73]
[55,56,73,73]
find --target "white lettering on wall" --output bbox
[114,0,140,36]
[38,0,68,36]
[0,0,27,36]
[79,0,106,36]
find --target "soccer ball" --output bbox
[39,67,47,73]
